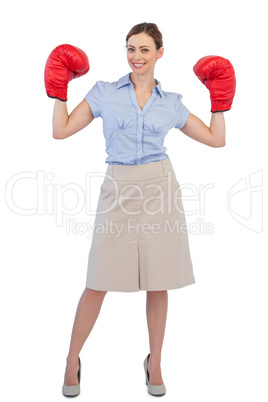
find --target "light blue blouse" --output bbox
[85,73,190,165]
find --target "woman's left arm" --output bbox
[180,112,225,148]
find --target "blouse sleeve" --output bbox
[84,81,106,118]
[174,94,190,130]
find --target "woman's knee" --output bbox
[84,287,108,298]
[147,290,167,296]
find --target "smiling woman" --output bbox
[45,20,235,399]
[126,34,164,77]
[126,23,164,81]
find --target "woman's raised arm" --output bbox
[181,55,236,147]
[52,99,94,139]
[45,44,93,139]
[180,112,225,148]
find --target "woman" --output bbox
[45,22,235,397]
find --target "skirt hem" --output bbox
[86,277,196,293]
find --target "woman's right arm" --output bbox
[52,99,95,139]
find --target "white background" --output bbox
[1,0,267,401]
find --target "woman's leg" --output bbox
[64,287,107,386]
[146,290,168,385]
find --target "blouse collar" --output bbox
[116,73,164,97]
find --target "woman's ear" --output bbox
[156,47,164,61]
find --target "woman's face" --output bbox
[127,32,164,76]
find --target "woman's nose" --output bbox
[133,50,142,60]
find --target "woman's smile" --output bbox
[132,62,146,69]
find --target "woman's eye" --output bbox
[127,48,149,52]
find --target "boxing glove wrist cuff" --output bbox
[47,94,67,102]
[211,99,232,113]
[46,85,68,102]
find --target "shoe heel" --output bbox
[144,354,166,397]
[144,354,150,385]
[62,357,81,398]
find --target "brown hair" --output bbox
[126,22,163,50]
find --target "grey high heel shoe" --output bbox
[62,357,81,398]
[144,354,166,396]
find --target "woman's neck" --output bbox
[129,72,156,92]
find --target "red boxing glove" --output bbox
[44,44,90,101]
[193,55,236,112]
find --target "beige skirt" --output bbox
[86,157,195,292]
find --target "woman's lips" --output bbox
[132,63,145,69]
